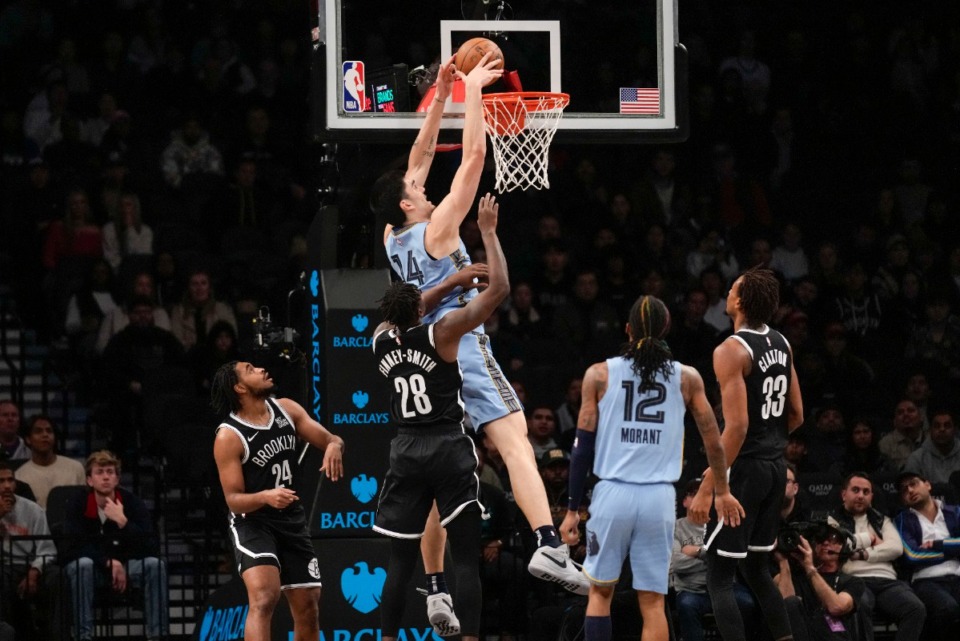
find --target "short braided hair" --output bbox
[379,282,421,330]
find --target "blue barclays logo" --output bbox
[341,562,387,614]
[332,313,372,348]
[293,628,442,641]
[332,335,372,348]
[352,390,370,409]
[331,412,390,425]
[197,605,248,641]
[351,474,378,504]
[310,270,320,297]
[319,510,375,529]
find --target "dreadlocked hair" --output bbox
[622,295,675,389]
[210,361,241,415]
[379,282,421,330]
[737,266,780,326]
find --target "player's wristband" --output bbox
[567,429,596,511]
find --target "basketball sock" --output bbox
[534,525,562,548]
[584,616,611,641]
[425,572,448,595]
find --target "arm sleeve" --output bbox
[896,512,943,568]
[567,429,595,511]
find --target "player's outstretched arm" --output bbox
[214,429,300,513]
[433,193,508,360]
[682,364,744,526]
[277,398,344,481]
[427,55,503,254]
[405,56,456,189]
[420,262,488,315]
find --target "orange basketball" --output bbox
[454,37,504,85]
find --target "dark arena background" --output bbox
[1,0,959,640]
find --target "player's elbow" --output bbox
[788,408,804,431]
[488,279,510,302]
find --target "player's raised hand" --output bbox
[451,263,489,291]
[477,193,499,234]
[435,55,456,100]
[459,52,504,88]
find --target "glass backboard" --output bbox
[313,0,687,143]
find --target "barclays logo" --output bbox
[351,474,378,503]
[310,270,320,297]
[197,605,248,641]
[332,335,373,348]
[320,511,375,529]
[352,391,370,409]
[341,562,387,614]
[332,412,390,425]
[304,628,443,641]
[331,314,372,349]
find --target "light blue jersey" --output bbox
[384,221,519,428]
[594,356,686,485]
[385,222,480,326]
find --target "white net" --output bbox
[482,93,569,192]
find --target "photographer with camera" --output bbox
[773,522,864,641]
[832,472,925,641]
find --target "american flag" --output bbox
[619,88,660,114]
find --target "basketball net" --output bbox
[481,92,569,192]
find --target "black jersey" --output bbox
[216,397,304,521]
[730,326,793,461]
[374,323,465,428]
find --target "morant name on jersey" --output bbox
[620,427,662,445]
[378,348,438,377]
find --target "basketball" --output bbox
[454,37,504,85]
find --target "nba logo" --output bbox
[343,61,365,113]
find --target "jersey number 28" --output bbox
[395,374,433,418]
[761,374,788,419]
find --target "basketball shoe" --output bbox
[426,592,461,637]
[527,544,590,595]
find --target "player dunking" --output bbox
[560,295,742,641]
[695,266,803,641]
[372,192,507,641]
[370,47,588,622]
[211,362,344,641]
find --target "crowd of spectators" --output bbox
[0,0,959,640]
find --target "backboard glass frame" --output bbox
[313,0,687,144]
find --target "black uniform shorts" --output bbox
[374,425,482,538]
[704,457,786,558]
[229,511,322,589]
